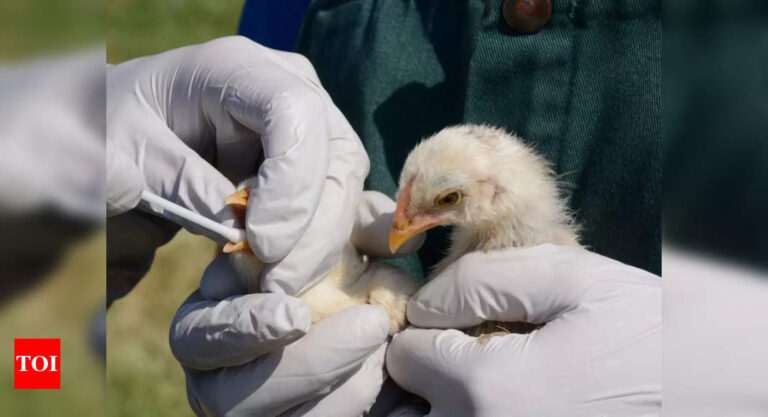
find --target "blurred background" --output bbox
[107,0,244,64]
[0,0,104,415]
[1,0,242,416]
[663,1,768,415]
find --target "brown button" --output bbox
[502,0,552,33]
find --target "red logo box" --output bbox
[14,339,60,389]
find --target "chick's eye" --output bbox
[436,191,462,207]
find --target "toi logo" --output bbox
[14,339,60,389]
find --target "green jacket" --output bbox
[296,0,661,277]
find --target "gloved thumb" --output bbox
[407,244,624,328]
[386,328,491,416]
[106,145,144,216]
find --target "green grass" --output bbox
[0,0,103,59]
[107,0,245,63]
[107,232,217,417]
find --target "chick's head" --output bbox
[390,125,565,253]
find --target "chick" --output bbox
[223,190,420,336]
[224,124,578,340]
[389,125,581,340]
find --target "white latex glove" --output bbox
[1,51,104,220]
[1,51,104,298]
[664,246,768,416]
[170,192,424,417]
[386,244,661,417]
[107,36,369,295]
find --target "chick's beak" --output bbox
[389,208,413,254]
[388,212,444,254]
[389,181,443,253]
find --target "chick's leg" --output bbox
[222,186,264,292]
[224,188,249,213]
[223,187,250,253]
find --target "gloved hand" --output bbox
[170,191,425,417]
[386,244,661,417]
[663,246,768,416]
[1,52,104,300]
[107,36,369,295]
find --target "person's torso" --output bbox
[295,0,661,277]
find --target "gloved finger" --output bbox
[198,254,247,301]
[259,106,369,295]
[386,327,499,416]
[200,41,322,183]
[179,38,365,295]
[222,61,330,264]
[170,290,311,370]
[185,305,389,417]
[407,244,642,328]
[280,343,387,417]
[352,191,426,258]
[106,145,145,217]
[113,113,238,242]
